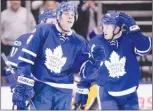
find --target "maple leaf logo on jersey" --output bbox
[105,51,126,78]
[45,46,67,74]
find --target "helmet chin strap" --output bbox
[109,25,122,41]
[42,18,48,23]
[57,21,70,33]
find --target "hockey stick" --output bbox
[1,53,35,110]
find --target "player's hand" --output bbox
[119,12,140,33]
[4,67,12,76]
[12,76,35,110]
[91,45,105,67]
[75,87,89,110]
[4,67,17,89]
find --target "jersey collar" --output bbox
[55,24,73,36]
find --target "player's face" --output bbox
[102,24,115,40]
[46,18,57,24]
[59,11,75,31]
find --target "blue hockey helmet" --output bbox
[102,11,123,27]
[38,9,56,24]
[56,2,78,21]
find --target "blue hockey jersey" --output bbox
[17,24,89,93]
[8,33,32,69]
[5,33,32,88]
[82,31,152,96]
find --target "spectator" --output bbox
[1,0,36,55]
[83,1,98,40]
[1,0,36,80]
[73,0,98,40]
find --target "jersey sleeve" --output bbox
[77,37,106,88]
[130,32,152,56]
[77,60,99,89]
[8,33,31,68]
[77,78,94,89]
[72,40,90,73]
[17,24,48,76]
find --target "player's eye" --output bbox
[71,13,75,17]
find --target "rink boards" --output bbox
[1,83,152,110]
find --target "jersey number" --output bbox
[10,47,18,57]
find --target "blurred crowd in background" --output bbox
[1,0,152,85]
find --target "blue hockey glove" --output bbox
[75,87,89,109]
[12,75,35,110]
[4,67,17,89]
[91,45,105,67]
[91,45,105,61]
[119,12,140,33]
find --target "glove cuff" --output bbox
[76,87,89,94]
[129,25,140,32]
[17,76,35,87]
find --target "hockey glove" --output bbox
[91,45,105,67]
[4,67,17,90]
[119,12,140,33]
[12,75,35,110]
[75,87,89,110]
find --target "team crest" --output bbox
[45,46,67,73]
[105,51,126,78]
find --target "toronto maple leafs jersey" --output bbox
[8,33,32,69]
[88,31,152,96]
[17,23,89,93]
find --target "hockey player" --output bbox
[7,9,57,67]
[11,2,89,110]
[5,9,57,69]
[5,9,57,71]
[4,9,57,109]
[75,11,152,110]
[38,9,57,24]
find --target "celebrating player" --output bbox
[75,11,152,110]
[4,9,57,109]
[11,2,89,110]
